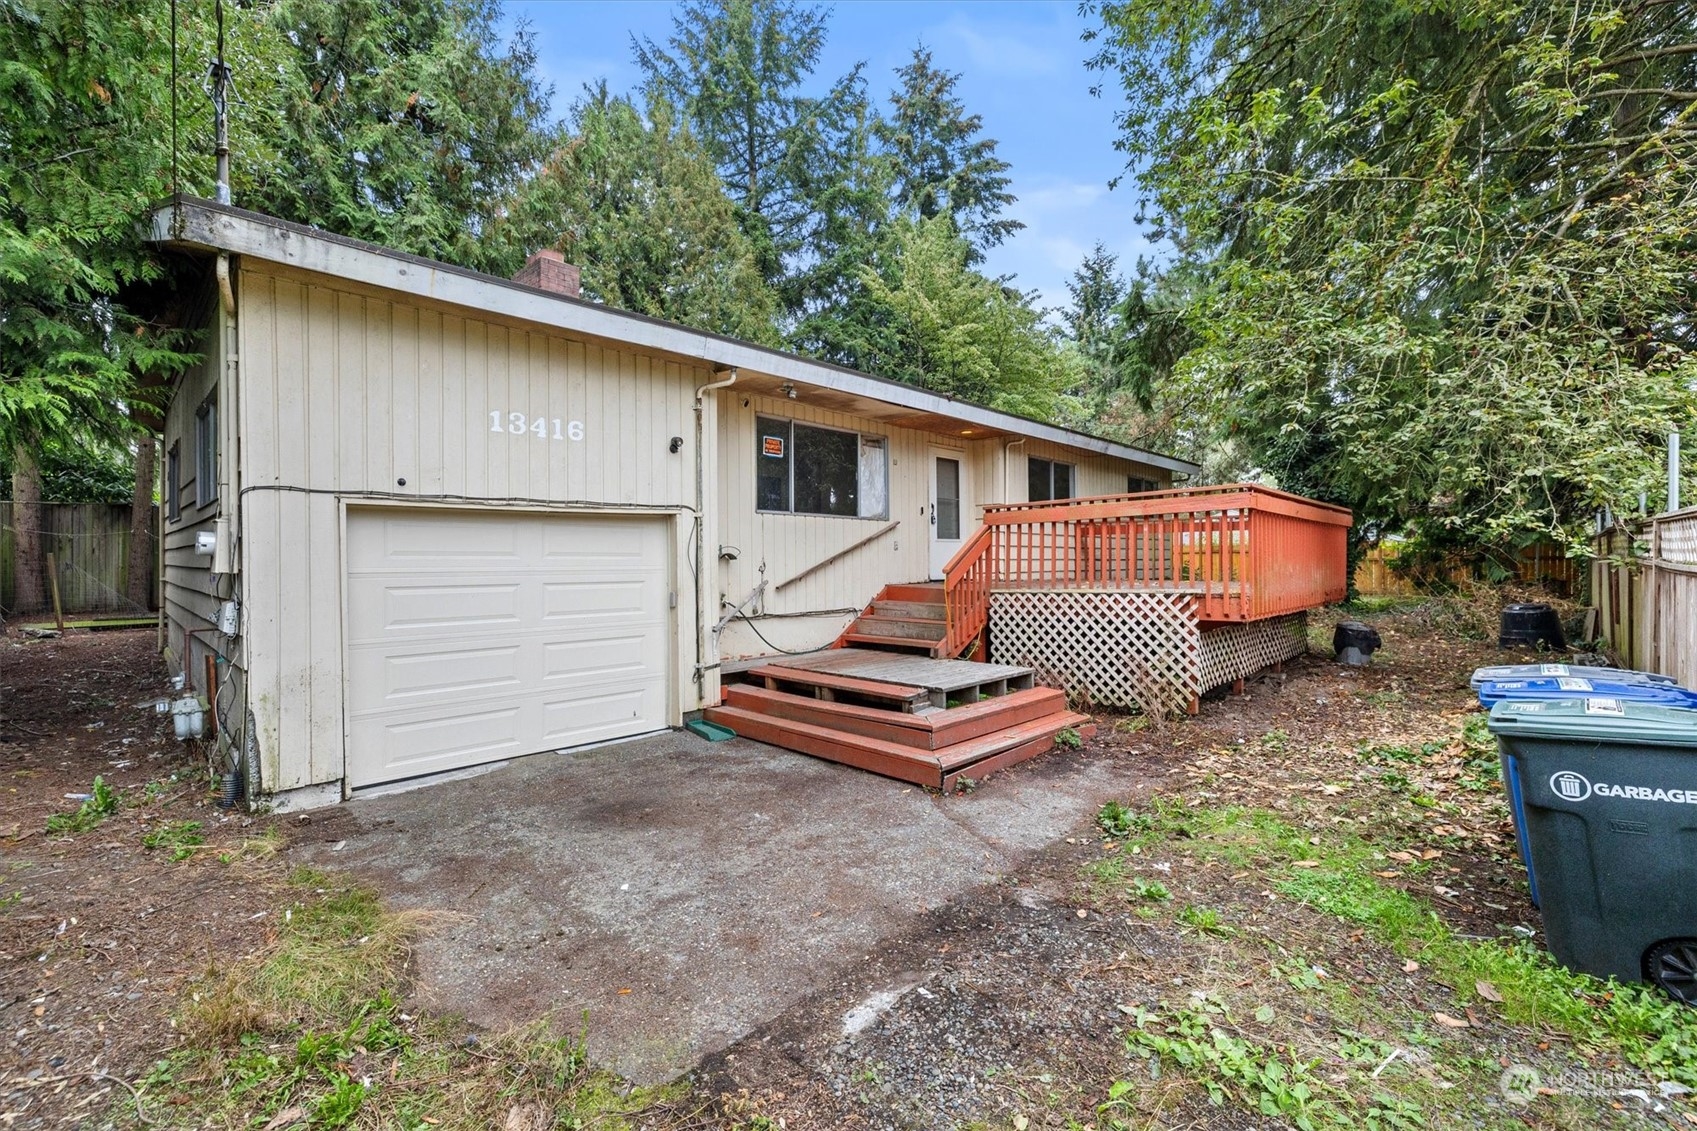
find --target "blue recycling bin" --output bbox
[1476,676,1697,710]
[1469,663,1679,691]
[1473,670,1697,909]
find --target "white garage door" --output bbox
[344,509,672,788]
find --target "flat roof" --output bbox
[149,196,1200,476]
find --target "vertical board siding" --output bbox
[714,398,1176,659]
[237,263,703,793]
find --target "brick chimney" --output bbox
[513,248,581,298]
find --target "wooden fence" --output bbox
[1,502,158,616]
[1592,508,1697,688]
[1355,540,1582,596]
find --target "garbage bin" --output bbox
[1476,676,1697,710]
[1470,663,1679,690]
[1488,698,1697,1002]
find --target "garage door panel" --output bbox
[345,509,672,788]
[542,635,659,682]
[345,579,525,640]
[350,704,528,780]
[541,682,667,746]
[549,577,668,621]
[541,519,665,562]
[347,642,525,703]
[363,514,524,565]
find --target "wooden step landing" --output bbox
[724,684,1068,750]
[705,702,1094,791]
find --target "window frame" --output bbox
[754,415,890,520]
[165,442,181,523]
[194,395,218,508]
[1128,475,1162,494]
[1028,456,1075,502]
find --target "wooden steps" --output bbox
[710,649,1092,790]
[837,581,952,657]
[706,700,1092,791]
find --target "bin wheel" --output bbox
[1644,938,1697,1005]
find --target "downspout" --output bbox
[1003,438,1026,502]
[693,367,737,703]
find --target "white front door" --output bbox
[929,449,966,579]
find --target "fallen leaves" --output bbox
[1476,980,1503,1003]
[1433,1012,1471,1028]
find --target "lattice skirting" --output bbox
[990,590,1200,716]
[1199,614,1308,692]
[989,592,1308,717]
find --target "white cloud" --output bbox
[934,14,1064,77]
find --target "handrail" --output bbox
[940,525,993,658]
[773,520,900,591]
[983,485,1351,622]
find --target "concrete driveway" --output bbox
[289,730,1144,1083]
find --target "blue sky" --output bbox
[498,0,1160,313]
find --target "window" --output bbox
[195,395,218,507]
[756,417,888,518]
[1128,476,1162,493]
[165,443,181,522]
[1028,457,1073,502]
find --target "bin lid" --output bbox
[1488,698,1697,747]
[1477,677,1697,709]
[1469,663,1679,690]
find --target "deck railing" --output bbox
[940,524,993,657]
[979,484,1352,622]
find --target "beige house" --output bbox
[151,197,1195,810]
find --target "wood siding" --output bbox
[236,262,706,792]
[160,284,235,711]
[714,396,1171,659]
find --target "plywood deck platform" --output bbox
[709,648,1083,790]
[776,647,1035,707]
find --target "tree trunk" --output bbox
[10,442,45,614]
[127,435,157,610]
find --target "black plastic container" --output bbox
[1499,603,1566,650]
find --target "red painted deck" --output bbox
[709,649,1089,790]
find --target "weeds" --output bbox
[140,871,676,1130]
[1054,727,1083,749]
[142,820,205,861]
[46,776,118,834]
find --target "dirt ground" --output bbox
[1,629,289,1127]
[3,608,1691,1130]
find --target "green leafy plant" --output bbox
[1128,876,1170,902]
[1054,727,1083,749]
[142,820,204,862]
[1097,800,1145,839]
[46,776,118,834]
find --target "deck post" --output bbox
[1231,677,1245,695]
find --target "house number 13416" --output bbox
[490,411,585,441]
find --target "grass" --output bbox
[141,820,205,861]
[132,868,681,1130]
[1084,781,1697,1129]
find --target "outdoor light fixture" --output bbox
[779,383,797,399]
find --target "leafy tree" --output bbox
[633,0,867,290]
[855,216,1071,420]
[1086,0,1697,549]
[1,3,197,612]
[245,0,558,275]
[508,84,777,342]
[878,45,1021,255]
[0,438,134,504]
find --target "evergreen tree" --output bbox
[508,84,778,342]
[632,0,866,291]
[879,45,1021,255]
[0,3,197,612]
[246,0,558,275]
